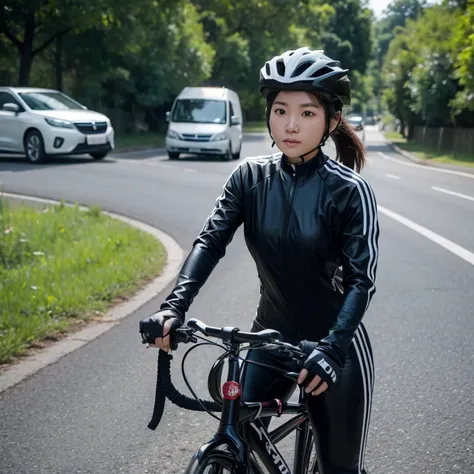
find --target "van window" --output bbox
[172,99,227,124]
[229,101,235,118]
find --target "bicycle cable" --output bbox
[178,334,305,421]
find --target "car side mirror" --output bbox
[3,103,19,113]
[166,111,170,122]
[231,115,241,126]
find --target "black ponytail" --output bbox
[331,117,366,173]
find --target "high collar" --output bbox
[280,150,328,176]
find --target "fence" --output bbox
[413,126,474,155]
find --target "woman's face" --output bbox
[269,90,338,161]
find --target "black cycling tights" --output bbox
[241,323,374,474]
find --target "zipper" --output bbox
[283,170,296,232]
[283,169,299,337]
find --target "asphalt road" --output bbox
[0,127,473,474]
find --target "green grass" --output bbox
[114,133,166,152]
[384,131,474,168]
[113,122,268,152]
[243,121,268,133]
[0,198,166,364]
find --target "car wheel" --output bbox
[232,144,241,160]
[24,130,47,164]
[90,151,108,160]
[220,144,232,161]
[168,152,179,160]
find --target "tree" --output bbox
[451,3,474,115]
[382,24,419,136]
[320,0,373,75]
[374,0,427,59]
[0,0,107,86]
[61,0,214,130]
[406,5,460,126]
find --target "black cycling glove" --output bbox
[298,340,342,391]
[139,309,182,345]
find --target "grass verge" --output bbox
[114,133,166,152]
[0,198,166,365]
[113,121,269,152]
[113,122,268,152]
[243,121,267,133]
[384,131,474,168]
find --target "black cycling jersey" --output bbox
[159,150,379,365]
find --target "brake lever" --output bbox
[170,327,198,351]
[140,327,198,347]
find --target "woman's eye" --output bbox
[274,108,285,115]
[303,111,314,117]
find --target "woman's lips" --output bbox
[283,139,301,148]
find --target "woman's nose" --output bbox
[286,116,299,133]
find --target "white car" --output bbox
[0,87,114,163]
[347,115,366,145]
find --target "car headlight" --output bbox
[167,129,180,139]
[211,132,228,141]
[44,117,74,129]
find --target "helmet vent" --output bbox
[291,61,311,78]
[310,66,332,78]
[276,60,286,76]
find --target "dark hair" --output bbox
[330,116,366,173]
[265,91,366,173]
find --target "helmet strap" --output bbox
[296,108,332,162]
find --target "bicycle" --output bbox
[140,318,320,474]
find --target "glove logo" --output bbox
[317,358,337,383]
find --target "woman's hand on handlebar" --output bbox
[297,340,342,396]
[139,309,182,352]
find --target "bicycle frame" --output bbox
[186,341,316,474]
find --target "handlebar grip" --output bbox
[146,349,221,431]
[187,318,221,338]
[234,328,282,343]
[146,351,168,431]
[158,351,221,413]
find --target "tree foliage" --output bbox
[376,0,474,133]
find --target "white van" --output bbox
[165,87,243,161]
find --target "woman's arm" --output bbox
[319,181,380,365]
[158,163,245,322]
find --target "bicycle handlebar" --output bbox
[147,350,221,430]
[186,318,282,344]
[145,319,307,431]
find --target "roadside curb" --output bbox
[385,140,427,165]
[0,192,184,394]
[384,138,474,175]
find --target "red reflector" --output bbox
[222,381,241,400]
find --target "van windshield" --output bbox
[172,99,227,124]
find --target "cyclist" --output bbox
[140,47,379,474]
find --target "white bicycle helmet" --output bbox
[259,47,351,107]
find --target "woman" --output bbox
[140,47,379,474]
